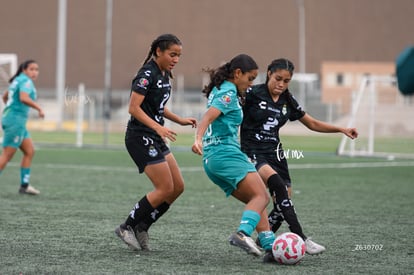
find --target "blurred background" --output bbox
[0,0,413,155]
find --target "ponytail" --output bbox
[202,54,258,98]
[141,34,181,78]
[9,59,36,83]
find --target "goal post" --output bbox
[337,74,414,159]
[0,53,18,113]
[0,53,18,88]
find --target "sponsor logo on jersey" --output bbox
[24,81,31,89]
[219,95,232,105]
[157,79,163,88]
[137,78,149,88]
[156,79,171,89]
[259,101,267,109]
[248,156,257,165]
[282,104,287,115]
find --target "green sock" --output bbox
[20,167,31,187]
[258,230,276,251]
[237,210,260,237]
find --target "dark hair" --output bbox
[202,54,258,98]
[9,59,37,83]
[265,58,295,84]
[142,33,182,64]
[141,34,181,78]
[266,58,299,107]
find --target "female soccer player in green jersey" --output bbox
[0,60,44,195]
[192,54,275,258]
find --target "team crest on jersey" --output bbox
[24,81,31,89]
[219,94,232,105]
[248,156,257,165]
[282,104,287,115]
[137,78,149,88]
[148,145,158,157]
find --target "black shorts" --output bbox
[125,129,170,173]
[246,152,292,187]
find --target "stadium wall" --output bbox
[0,0,413,90]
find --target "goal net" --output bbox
[337,75,414,159]
[0,53,18,98]
[0,54,18,138]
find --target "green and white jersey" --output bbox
[2,73,37,124]
[203,80,242,156]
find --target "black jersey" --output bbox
[127,60,171,135]
[240,83,305,154]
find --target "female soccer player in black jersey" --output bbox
[240,58,358,257]
[115,34,197,251]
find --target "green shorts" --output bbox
[1,121,30,148]
[203,145,256,196]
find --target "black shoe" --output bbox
[263,250,277,263]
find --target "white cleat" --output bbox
[115,225,140,250]
[135,228,150,251]
[229,231,263,257]
[19,185,40,195]
[305,238,326,255]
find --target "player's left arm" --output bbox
[19,92,45,118]
[164,106,197,128]
[299,113,358,139]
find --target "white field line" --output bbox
[8,161,414,172]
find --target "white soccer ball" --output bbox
[272,232,306,265]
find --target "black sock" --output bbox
[137,202,170,232]
[267,174,307,240]
[268,206,284,233]
[124,195,154,228]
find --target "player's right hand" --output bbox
[191,141,203,155]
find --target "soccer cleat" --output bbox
[305,238,326,255]
[19,185,40,195]
[115,225,140,250]
[228,231,263,257]
[263,250,277,263]
[134,227,150,251]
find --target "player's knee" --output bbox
[21,147,35,158]
[174,181,184,196]
[164,189,175,199]
[267,174,287,194]
[259,189,270,205]
[263,193,270,205]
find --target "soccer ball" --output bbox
[272,232,306,265]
